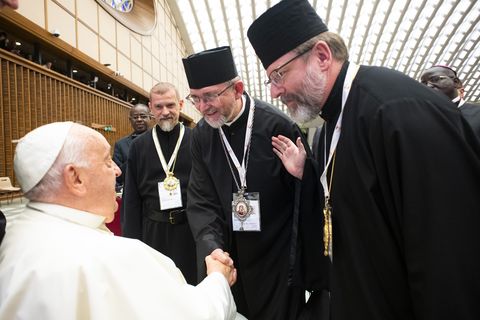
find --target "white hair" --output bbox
[25,124,92,201]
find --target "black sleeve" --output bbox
[370,100,480,319]
[294,154,331,292]
[280,121,331,292]
[113,141,126,189]
[460,103,480,141]
[187,129,225,282]
[121,141,143,239]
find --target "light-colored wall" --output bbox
[16,0,201,122]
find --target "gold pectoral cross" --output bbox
[323,198,332,257]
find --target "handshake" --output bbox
[206,248,237,286]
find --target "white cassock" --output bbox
[0,202,240,320]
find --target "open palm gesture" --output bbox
[272,135,306,179]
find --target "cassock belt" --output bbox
[147,209,187,225]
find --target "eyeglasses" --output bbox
[186,82,235,105]
[264,48,312,87]
[421,75,456,85]
[129,114,151,120]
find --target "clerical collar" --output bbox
[451,95,465,108]
[27,201,111,233]
[224,93,247,126]
[320,61,350,123]
[155,122,180,136]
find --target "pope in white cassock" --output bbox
[0,122,244,320]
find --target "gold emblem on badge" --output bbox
[163,172,179,191]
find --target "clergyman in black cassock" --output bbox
[183,46,325,320]
[248,1,480,319]
[420,65,480,140]
[122,83,196,285]
[113,103,150,191]
[303,62,480,320]
[459,101,480,139]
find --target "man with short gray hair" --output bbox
[122,82,197,284]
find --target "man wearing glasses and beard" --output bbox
[247,0,480,319]
[183,46,326,320]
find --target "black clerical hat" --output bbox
[182,46,238,89]
[247,0,328,69]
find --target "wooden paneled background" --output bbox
[0,49,133,186]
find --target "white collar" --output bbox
[224,95,247,126]
[27,202,111,233]
[452,96,466,108]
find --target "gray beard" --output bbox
[203,108,230,128]
[286,64,326,123]
[158,120,177,132]
[204,116,227,129]
[289,104,319,123]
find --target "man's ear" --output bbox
[178,99,184,110]
[63,164,87,196]
[311,40,332,71]
[233,81,244,99]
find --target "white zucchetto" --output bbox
[14,122,74,193]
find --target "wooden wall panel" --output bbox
[0,50,133,186]
[0,58,6,183]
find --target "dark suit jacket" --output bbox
[459,102,480,140]
[113,133,137,189]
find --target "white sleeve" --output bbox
[193,272,238,320]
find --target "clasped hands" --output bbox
[206,248,237,286]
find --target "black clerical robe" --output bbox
[460,101,480,141]
[122,123,197,284]
[187,94,323,320]
[113,133,138,190]
[305,62,480,320]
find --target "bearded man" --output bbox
[247,1,480,319]
[122,82,197,285]
[183,46,324,320]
